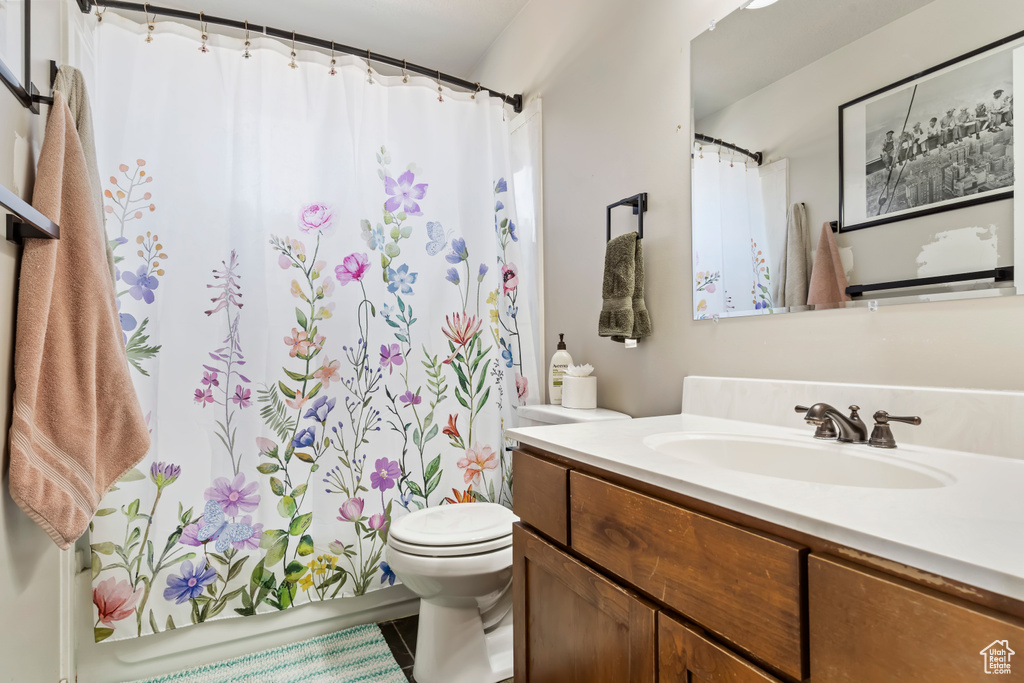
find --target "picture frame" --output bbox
[0,0,31,108]
[839,29,1023,232]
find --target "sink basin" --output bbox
[642,432,954,489]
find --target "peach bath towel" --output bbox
[806,222,851,309]
[8,92,150,549]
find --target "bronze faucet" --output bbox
[795,404,869,444]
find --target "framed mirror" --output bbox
[690,0,1024,320]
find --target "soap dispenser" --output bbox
[548,334,573,405]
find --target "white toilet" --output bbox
[386,405,631,683]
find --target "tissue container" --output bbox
[561,376,597,410]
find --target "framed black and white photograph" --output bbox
[840,30,1024,232]
[0,0,28,102]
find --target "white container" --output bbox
[562,376,597,410]
[547,333,573,405]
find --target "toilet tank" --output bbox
[514,404,631,428]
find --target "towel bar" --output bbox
[607,193,647,243]
[846,267,1013,297]
[2,183,60,241]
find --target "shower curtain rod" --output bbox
[693,133,762,166]
[80,0,524,113]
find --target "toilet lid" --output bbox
[390,503,518,547]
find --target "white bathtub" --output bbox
[73,562,418,683]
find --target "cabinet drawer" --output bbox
[513,524,657,683]
[810,554,1024,682]
[570,472,807,680]
[659,613,783,683]
[513,450,570,545]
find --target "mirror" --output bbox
[690,0,1024,320]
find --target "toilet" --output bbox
[386,405,631,683]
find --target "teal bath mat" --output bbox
[128,624,407,683]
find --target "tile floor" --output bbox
[378,615,513,683]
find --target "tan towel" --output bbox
[53,65,116,283]
[8,92,150,549]
[806,222,851,308]
[781,203,810,308]
[611,237,652,342]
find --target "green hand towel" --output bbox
[612,237,652,342]
[598,232,636,337]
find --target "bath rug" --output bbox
[127,624,407,683]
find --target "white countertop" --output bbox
[507,413,1024,601]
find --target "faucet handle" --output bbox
[795,405,809,413]
[873,410,922,426]
[869,410,921,448]
[848,405,862,419]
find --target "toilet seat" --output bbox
[390,502,518,553]
[388,532,512,557]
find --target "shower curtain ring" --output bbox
[289,30,298,69]
[471,82,481,100]
[366,49,374,84]
[402,59,408,84]
[95,5,105,21]
[436,70,444,102]
[144,3,154,42]
[329,41,337,75]
[242,20,251,59]
[199,11,209,53]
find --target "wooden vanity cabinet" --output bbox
[512,447,1024,683]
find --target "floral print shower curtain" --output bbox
[87,17,538,641]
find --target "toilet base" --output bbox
[411,598,513,683]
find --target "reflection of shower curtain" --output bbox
[692,152,787,317]
[88,16,538,641]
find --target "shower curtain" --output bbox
[87,16,538,641]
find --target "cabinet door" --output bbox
[810,554,1024,682]
[659,613,784,683]
[513,524,656,683]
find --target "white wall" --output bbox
[696,0,1019,286]
[0,1,66,681]
[474,0,1024,419]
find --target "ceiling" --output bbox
[105,0,531,77]
[692,0,936,121]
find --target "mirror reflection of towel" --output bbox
[806,222,851,309]
[780,203,810,308]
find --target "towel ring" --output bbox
[606,193,648,243]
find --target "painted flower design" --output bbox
[361,220,385,250]
[285,390,309,410]
[508,221,519,242]
[446,237,469,264]
[502,263,519,294]
[232,385,251,407]
[501,338,514,368]
[478,263,489,282]
[386,264,418,295]
[379,561,396,586]
[445,268,460,285]
[284,328,323,358]
[443,414,460,439]
[444,486,475,504]
[149,462,180,490]
[442,313,482,363]
[314,356,341,387]
[457,443,498,485]
[121,265,160,304]
[384,170,428,215]
[380,343,404,374]
[205,473,261,517]
[515,373,529,401]
[194,387,214,406]
[337,497,365,522]
[368,513,387,531]
[292,426,317,449]
[399,390,421,408]
[163,559,218,604]
[298,203,335,236]
[93,577,143,626]
[335,253,370,285]
[370,457,401,492]
[304,395,336,423]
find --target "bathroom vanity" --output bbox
[507,389,1024,683]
